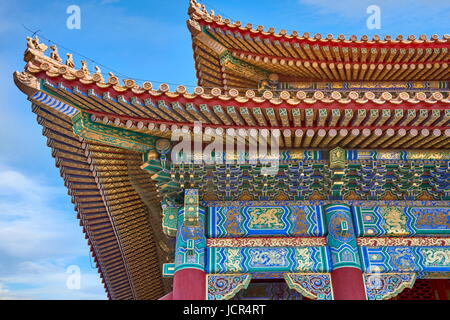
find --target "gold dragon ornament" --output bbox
[382,207,408,236]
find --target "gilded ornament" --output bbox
[32,36,48,53]
[224,249,243,272]
[50,45,62,62]
[382,207,408,236]
[329,147,346,169]
[421,248,450,267]
[65,53,75,68]
[248,207,284,229]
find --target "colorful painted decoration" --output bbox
[155,138,171,155]
[206,237,327,248]
[324,204,361,269]
[364,273,416,300]
[174,191,207,272]
[72,111,157,152]
[162,263,175,277]
[207,204,326,237]
[162,206,179,237]
[172,158,448,202]
[329,147,346,169]
[14,0,450,301]
[206,246,331,274]
[354,206,450,236]
[347,150,450,161]
[284,273,333,300]
[184,189,200,226]
[360,246,450,273]
[32,90,79,117]
[357,237,450,247]
[207,274,252,300]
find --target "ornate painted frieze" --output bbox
[176,150,323,164]
[364,273,416,300]
[203,200,449,208]
[206,237,327,247]
[276,81,449,91]
[353,206,450,236]
[357,237,450,247]
[360,246,450,273]
[207,204,326,237]
[284,273,333,300]
[408,207,450,234]
[206,246,331,274]
[72,111,156,152]
[207,274,252,300]
[324,204,362,269]
[283,150,323,161]
[347,150,450,161]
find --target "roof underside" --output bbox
[15,70,173,299]
[187,0,450,88]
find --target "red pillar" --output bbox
[433,279,450,300]
[172,268,206,300]
[331,267,367,300]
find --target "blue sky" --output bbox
[0,0,448,300]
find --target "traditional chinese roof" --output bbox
[13,1,450,300]
[187,0,450,87]
[17,47,450,150]
[15,72,173,299]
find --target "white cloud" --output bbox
[0,166,82,259]
[0,261,105,300]
[0,283,25,300]
[0,164,106,299]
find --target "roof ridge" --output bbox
[188,0,450,44]
[21,38,450,106]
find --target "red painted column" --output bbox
[324,204,367,300]
[171,190,207,300]
[173,268,206,300]
[331,267,366,300]
[433,279,450,300]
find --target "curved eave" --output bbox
[16,64,450,150]
[188,0,450,46]
[14,71,170,300]
[188,0,450,83]
[23,51,450,109]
